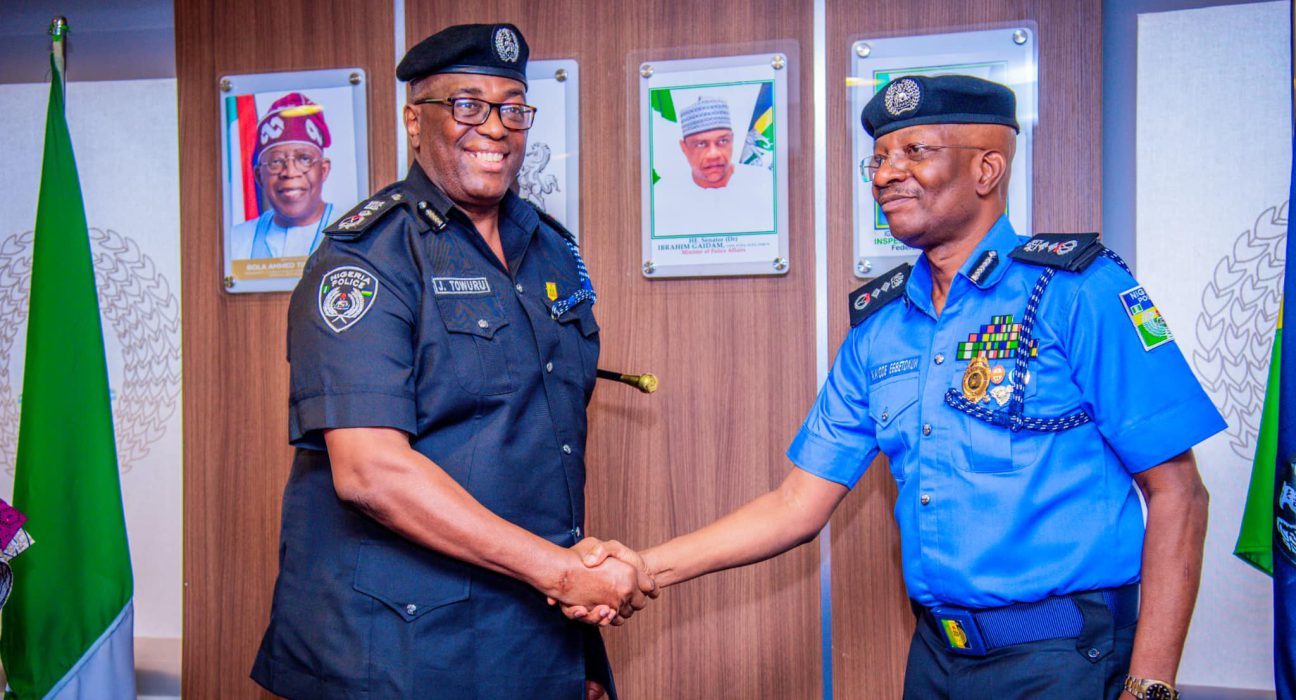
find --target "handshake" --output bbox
[545,537,661,627]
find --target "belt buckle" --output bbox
[930,606,988,656]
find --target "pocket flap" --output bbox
[437,297,509,339]
[557,303,599,338]
[353,542,470,621]
[868,377,919,427]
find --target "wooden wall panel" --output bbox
[824,2,1103,698]
[176,1,395,697]
[401,2,821,698]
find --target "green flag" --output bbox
[0,45,136,699]
[1235,307,1283,574]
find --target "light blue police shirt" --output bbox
[787,215,1226,608]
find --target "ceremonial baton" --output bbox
[596,369,658,394]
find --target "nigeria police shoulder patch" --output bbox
[318,266,379,333]
[1118,285,1174,351]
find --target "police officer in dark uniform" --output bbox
[575,76,1222,700]
[250,23,654,700]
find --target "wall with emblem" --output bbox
[0,77,183,648]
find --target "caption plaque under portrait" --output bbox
[850,26,1038,277]
[639,53,791,278]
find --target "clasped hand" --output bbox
[547,537,658,626]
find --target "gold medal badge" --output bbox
[961,355,991,403]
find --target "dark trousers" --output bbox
[903,592,1136,700]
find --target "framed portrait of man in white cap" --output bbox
[218,68,370,293]
[638,53,790,278]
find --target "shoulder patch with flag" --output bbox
[1118,285,1174,351]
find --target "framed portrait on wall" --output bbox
[218,68,369,293]
[521,59,580,240]
[638,53,790,278]
[849,26,1038,277]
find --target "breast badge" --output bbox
[961,356,991,403]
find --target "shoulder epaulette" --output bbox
[535,208,578,246]
[849,263,912,327]
[1009,233,1105,272]
[324,190,411,241]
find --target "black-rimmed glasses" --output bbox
[413,97,538,131]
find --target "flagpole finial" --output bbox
[48,16,68,40]
[49,16,68,80]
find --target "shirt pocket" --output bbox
[868,376,920,481]
[435,295,517,396]
[352,541,471,621]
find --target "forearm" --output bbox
[1128,466,1209,685]
[328,430,573,598]
[641,469,844,588]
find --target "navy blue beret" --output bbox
[397,24,529,86]
[861,74,1019,138]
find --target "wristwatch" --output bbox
[1123,675,1179,700]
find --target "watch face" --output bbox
[1146,684,1175,700]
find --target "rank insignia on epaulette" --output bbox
[1009,233,1104,272]
[325,192,407,239]
[848,263,912,327]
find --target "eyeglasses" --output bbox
[259,153,320,174]
[861,143,987,181]
[413,97,538,131]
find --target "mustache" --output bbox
[876,186,920,202]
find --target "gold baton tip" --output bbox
[634,373,659,394]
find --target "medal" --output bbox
[961,356,990,403]
[990,365,1006,385]
[989,384,1012,406]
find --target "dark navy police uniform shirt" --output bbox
[788,216,1226,609]
[251,162,608,700]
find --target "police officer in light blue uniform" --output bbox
[587,75,1222,700]
[250,23,653,700]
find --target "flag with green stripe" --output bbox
[0,41,135,700]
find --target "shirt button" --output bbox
[920,494,931,506]
[545,361,554,373]
[880,411,889,421]
[922,424,933,436]
[562,444,572,455]
[572,526,583,539]
[477,319,489,329]
[516,283,525,294]
[934,354,945,365]
[405,603,418,615]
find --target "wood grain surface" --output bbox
[825,2,1102,697]
[177,0,1100,696]
[176,1,395,697]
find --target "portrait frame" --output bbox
[521,59,581,241]
[218,68,370,293]
[638,53,791,278]
[850,26,1038,277]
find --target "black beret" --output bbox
[397,23,529,86]
[861,74,1019,139]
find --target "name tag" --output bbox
[869,356,920,382]
[433,277,491,295]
